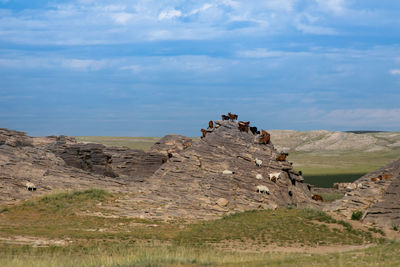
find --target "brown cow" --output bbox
[380,174,393,180]
[168,152,173,158]
[371,177,380,182]
[312,194,324,202]
[208,120,214,129]
[258,130,270,144]
[201,129,207,138]
[161,158,168,164]
[228,112,238,121]
[221,115,230,121]
[276,153,288,161]
[238,121,250,132]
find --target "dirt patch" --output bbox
[0,235,70,247]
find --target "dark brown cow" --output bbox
[250,126,258,135]
[168,152,173,158]
[161,158,168,164]
[208,120,214,129]
[228,112,238,121]
[238,121,250,132]
[312,194,324,202]
[200,129,207,138]
[221,115,230,121]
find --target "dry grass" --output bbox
[1,190,396,266]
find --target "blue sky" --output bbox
[1,0,400,136]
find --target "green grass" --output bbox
[288,149,400,187]
[0,190,396,266]
[74,136,161,150]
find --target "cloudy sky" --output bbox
[1,0,400,136]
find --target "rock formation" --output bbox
[123,120,316,220]
[0,128,165,204]
[1,120,318,220]
[325,158,400,228]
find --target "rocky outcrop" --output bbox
[0,128,33,147]
[122,120,316,220]
[325,158,400,227]
[49,143,119,178]
[105,147,165,181]
[150,134,193,155]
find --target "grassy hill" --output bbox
[1,190,398,267]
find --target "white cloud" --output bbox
[324,108,400,128]
[390,69,400,75]
[158,9,182,20]
[236,48,284,58]
[111,12,133,24]
[295,23,337,35]
[315,0,346,15]
[62,59,106,71]
[189,3,213,15]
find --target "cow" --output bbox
[161,158,168,164]
[228,112,238,121]
[276,153,288,161]
[380,174,393,180]
[25,182,36,191]
[221,115,230,121]
[200,129,207,138]
[250,126,258,135]
[312,194,324,202]
[222,170,235,174]
[256,185,270,195]
[208,120,214,129]
[238,121,250,132]
[258,130,270,144]
[255,158,262,167]
[168,152,173,158]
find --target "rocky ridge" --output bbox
[325,158,400,228]
[118,120,316,220]
[1,121,318,220]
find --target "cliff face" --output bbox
[126,120,316,220]
[0,128,165,204]
[325,158,400,228]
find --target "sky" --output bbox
[1,0,400,137]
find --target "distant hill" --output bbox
[268,130,400,153]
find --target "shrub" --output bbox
[351,211,363,221]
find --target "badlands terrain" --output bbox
[1,122,400,266]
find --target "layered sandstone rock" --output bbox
[122,120,316,220]
[325,158,400,227]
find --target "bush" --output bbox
[351,211,363,221]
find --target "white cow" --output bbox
[256,185,270,195]
[269,172,281,181]
[255,158,262,167]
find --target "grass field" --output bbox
[1,190,398,267]
[74,136,160,151]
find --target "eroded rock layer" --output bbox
[125,120,316,220]
[325,158,400,227]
